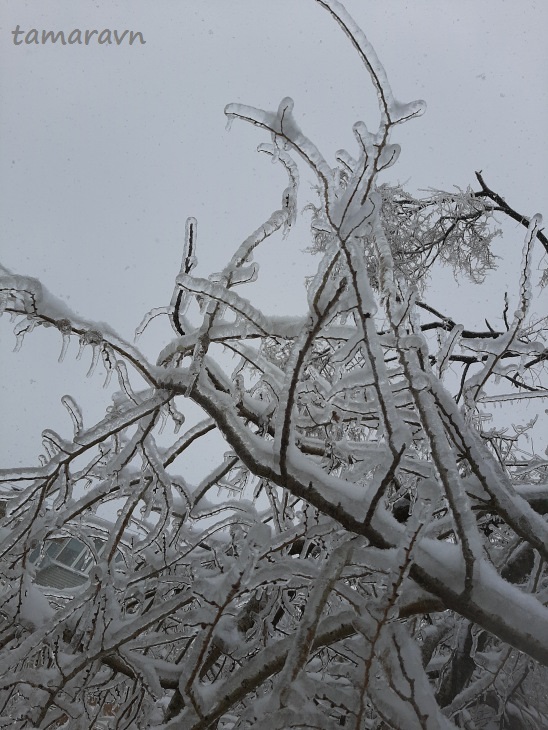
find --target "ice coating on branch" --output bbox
[377,142,401,171]
[462,213,542,409]
[226,209,288,275]
[41,428,72,459]
[1,267,154,382]
[74,393,167,448]
[2,3,548,726]
[182,216,198,275]
[436,324,463,377]
[429,372,548,557]
[115,358,138,403]
[306,240,342,314]
[514,213,541,322]
[13,314,43,352]
[134,306,171,342]
[211,262,259,287]
[335,148,357,174]
[176,273,273,335]
[16,575,54,630]
[225,97,334,191]
[346,240,378,316]
[0,268,42,315]
[389,98,427,125]
[315,1,425,127]
[258,142,300,232]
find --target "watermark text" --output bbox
[12,25,146,46]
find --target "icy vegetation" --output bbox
[1,1,547,727]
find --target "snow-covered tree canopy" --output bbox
[1,1,547,728]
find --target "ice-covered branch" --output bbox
[1,2,547,727]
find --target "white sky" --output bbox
[1,0,547,471]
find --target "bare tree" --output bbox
[1,1,547,728]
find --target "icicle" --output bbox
[196,294,207,313]
[231,357,246,383]
[157,406,168,435]
[61,395,83,435]
[57,333,70,363]
[77,329,102,364]
[54,319,71,363]
[168,400,185,433]
[13,316,38,351]
[101,348,114,388]
[13,331,25,352]
[86,344,100,377]
[78,330,103,377]
[233,374,245,404]
[115,359,138,404]
[52,468,71,510]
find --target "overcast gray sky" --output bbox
[1,0,547,470]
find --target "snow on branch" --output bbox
[1,2,547,728]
